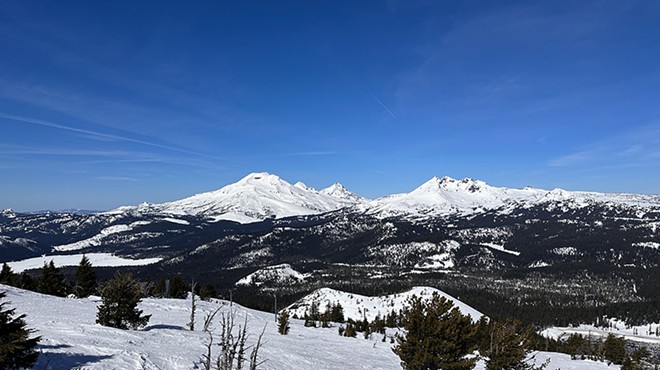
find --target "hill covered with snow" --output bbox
[285,286,483,323]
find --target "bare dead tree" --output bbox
[200,305,266,370]
[203,305,223,332]
[188,281,197,331]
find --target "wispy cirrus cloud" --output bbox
[548,123,660,169]
[95,176,140,182]
[548,150,597,167]
[0,112,216,159]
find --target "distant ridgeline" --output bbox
[1,173,659,326]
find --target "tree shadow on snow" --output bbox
[143,324,186,331]
[34,351,113,369]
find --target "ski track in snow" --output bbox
[0,284,622,370]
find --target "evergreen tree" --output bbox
[484,318,545,370]
[0,291,40,369]
[343,321,357,337]
[330,302,345,323]
[38,261,68,297]
[393,293,478,370]
[602,334,626,365]
[278,310,290,335]
[17,272,36,292]
[168,275,188,299]
[199,284,216,301]
[621,347,651,370]
[74,255,97,298]
[96,272,151,330]
[0,263,17,286]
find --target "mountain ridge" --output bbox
[102,172,660,224]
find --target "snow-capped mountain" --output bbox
[320,183,366,203]
[365,176,660,219]
[113,173,362,223]
[106,172,659,224]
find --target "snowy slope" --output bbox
[6,253,161,273]
[364,176,660,219]
[106,172,660,224]
[112,173,360,223]
[320,183,366,203]
[0,285,619,370]
[542,321,660,345]
[285,286,483,323]
[236,264,309,286]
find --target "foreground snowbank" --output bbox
[0,284,619,370]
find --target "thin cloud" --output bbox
[368,91,398,120]
[95,176,140,182]
[548,150,595,167]
[282,151,339,157]
[0,112,215,159]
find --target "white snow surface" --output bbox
[0,285,617,370]
[6,253,161,273]
[319,182,366,203]
[236,263,309,286]
[112,173,361,223]
[541,321,660,345]
[480,243,521,256]
[53,221,151,251]
[106,172,659,224]
[286,286,483,323]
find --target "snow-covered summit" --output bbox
[320,183,366,203]
[236,263,309,286]
[115,173,358,223]
[285,286,483,323]
[366,176,660,219]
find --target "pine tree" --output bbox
[484,318,546,370]
[621,347,651,370]
[38,261,68,297]
[0,291,40,369]
[602,334,626,365]
[96,272,151,330]
[17,272,37,292]
[330,302,345,323]
[393,293,479,370]
[168,275,188,299]
[199,284,216,301]
[278,310,290,335]
[74,255,97,298]
[0,263,17,286]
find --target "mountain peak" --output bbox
[236,172,283,185]
[413,176,486,194]
[294,182,317,192]
[320,183,365,203]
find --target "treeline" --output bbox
[0,260,219,302]
[1,257,97,298]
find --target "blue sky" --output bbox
[1,1,660,211]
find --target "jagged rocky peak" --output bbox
[294,181,317,192]
[320,183,365,203]
[414,176,489,194]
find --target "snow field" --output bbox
[6,253,161,273]
[0,284,624,370]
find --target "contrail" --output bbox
[368,92,398,120]
[0,112,215,159]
